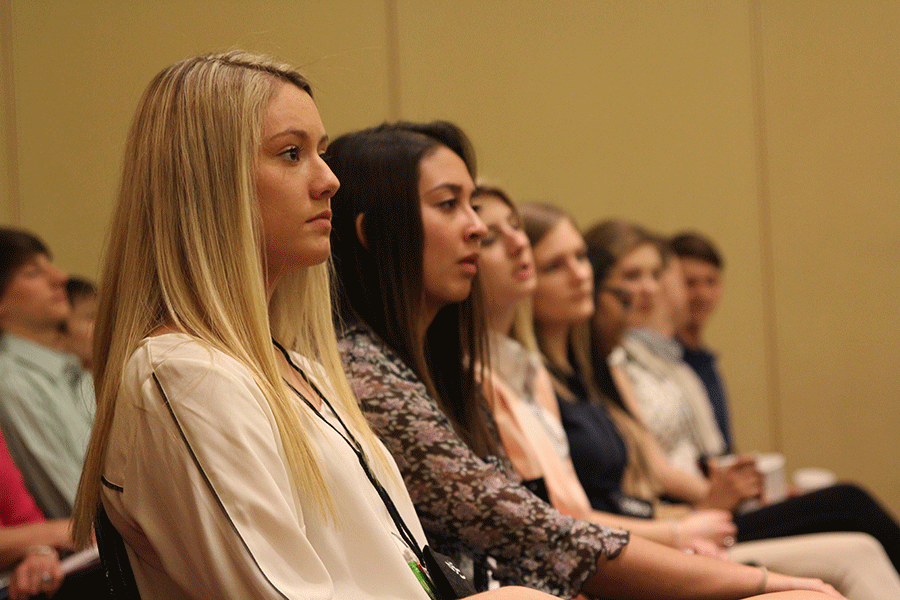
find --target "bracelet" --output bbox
[755,566,768,595]
[26,545,56,557]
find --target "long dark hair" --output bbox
[581,219,664,414]
[327,121,496,457]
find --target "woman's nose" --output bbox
[312,156,340,200]
[50,265,68,285]
[465,205,487,243]
[505,229,528,255]
[571,259,592,284]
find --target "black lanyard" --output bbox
[271,340,426,567]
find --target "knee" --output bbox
[829,482,880,509]
[835,531,886,558]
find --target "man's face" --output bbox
[680,256,723,331]
[0,253,70,333]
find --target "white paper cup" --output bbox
[792,467,837,495]
[756,452,787,504]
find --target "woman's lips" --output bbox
[459,254,479,275]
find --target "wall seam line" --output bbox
[748,0,783,451]
[1,0,21,224]
[384,0,401,120]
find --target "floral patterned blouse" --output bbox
[339,324,629,598]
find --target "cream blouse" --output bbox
[101,333,431,599]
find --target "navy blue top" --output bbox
[679,343,733,452]
[556,371,629,514]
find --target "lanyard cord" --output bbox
[271,340,426,566]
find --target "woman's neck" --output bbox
[538,321,572,374]
[485,302,516,338]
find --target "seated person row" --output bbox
[326,119,839,598]
[67,49,837,600]
[579,218,900,573]
[0,229,94,519]
[70,49,572,600]
[470,188,898,598]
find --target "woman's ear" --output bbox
[355,213,368,249]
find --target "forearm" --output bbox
[0,520,70,569]
[643,427,709,504]
[659,459,710,505]
[582,535,765,600]
[588,512,680,547]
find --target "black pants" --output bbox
[734,483,900,574]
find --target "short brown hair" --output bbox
[0,228,50,298]
[670,231,723,269]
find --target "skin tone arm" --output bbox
[613,362,762,511]
[639,416,762,512]
[582,535,842,599]
[7,551,64,600]
[583,506,734,558]
[0,519,72,569]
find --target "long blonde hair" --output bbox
[73,51,377,546]
[520,204,662,502]
[471,184,540,353]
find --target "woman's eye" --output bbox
[540,260,562,273]
[280,147,300,162]
[439,198,457,210]
[480,234,498,247]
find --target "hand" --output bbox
[8,549,64,600]
[684,538,730,560]
[703,455,762,511]
[765,570,844,598]
[679,509,737,549]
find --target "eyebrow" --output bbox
[424,182,465,195]
[268,129,329,147]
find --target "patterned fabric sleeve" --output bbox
[339,326,629,599]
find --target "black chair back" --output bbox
[95,503,141,600]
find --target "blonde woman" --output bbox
[70,52,555,600]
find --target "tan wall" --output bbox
[2,0,897,517]
[757,0,900,510]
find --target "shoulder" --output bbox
[337,325,381,360]
[122,334,268,417]
[0,338,66,408]
[338,325,417,384]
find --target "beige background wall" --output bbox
[2,1,897,517]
